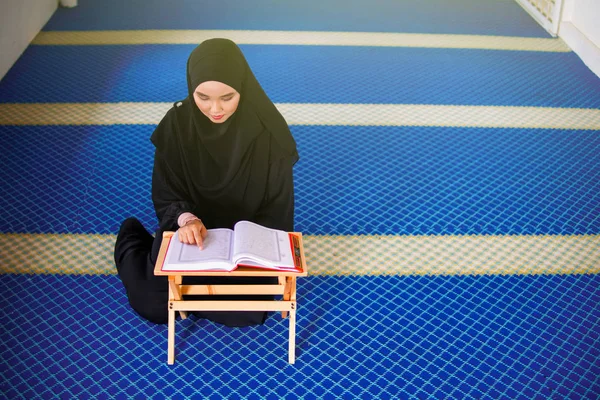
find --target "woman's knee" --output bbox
[126,288,169,324]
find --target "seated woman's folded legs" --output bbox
[114,217,169,324]
[115,218,275,327]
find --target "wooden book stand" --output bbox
[154,231,308,365]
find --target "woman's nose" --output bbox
[211,101,222,112]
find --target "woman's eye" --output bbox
[222,97,233,102]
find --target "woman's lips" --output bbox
[211,114,224,120]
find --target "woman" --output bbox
[114,38,299,326]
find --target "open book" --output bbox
[160,220,303,273]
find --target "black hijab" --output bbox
[150,39,298,229]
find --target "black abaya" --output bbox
[114,39,298,326]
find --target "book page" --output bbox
[235,258,300,271]
[163,229,233,271]
[232,221,282,263]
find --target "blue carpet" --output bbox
[1,273,599,399]
[43,0,549,38]
[1,125,599,236]
[2,0,599,398]
[2,46,599,108]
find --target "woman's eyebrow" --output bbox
[195,91,235,98]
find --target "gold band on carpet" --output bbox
[1,233,598,276]
[2,102,599,130]
[32,30,571,52]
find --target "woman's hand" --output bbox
[177,219,208,249]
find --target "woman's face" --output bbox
[193,81,241,124]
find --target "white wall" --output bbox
[560,0,600,78]
[0,0,58,81]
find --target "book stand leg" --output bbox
[167,276,187,365]
[285,276,297,364]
